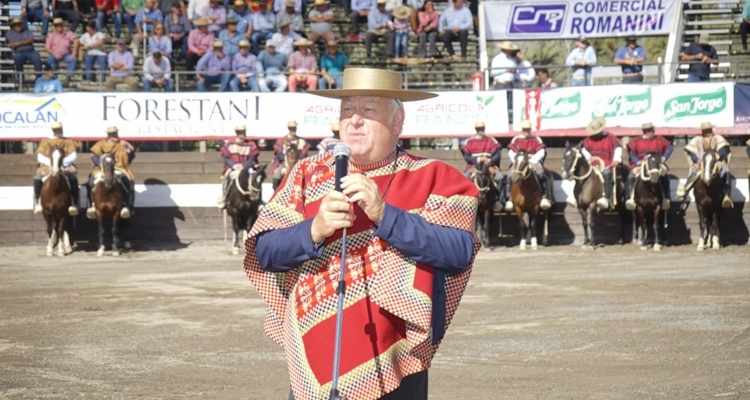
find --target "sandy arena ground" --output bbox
[1,241,749,400]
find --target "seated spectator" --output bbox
[196,40,232,91]
[121,0,143,35]
[348,0,374,40]
[270,20,297,57]
[249,0,276,55]
[186,18,215,76]
[256,40,287,91]
[276,0,304,38]
[229,0,252,39]
[416,0,438,58]
[79,0,97,22]
[149,22,173,58]
[318,39,347,89]
[490,40,517,89]
[287,38,317,92]
[317,122,340,152]
[95,0,122,38]
[537,68,558,90]
[45,18,79,85]
[105,38,140,90]
[132,0,163,58]
[230,39,258,91]
[52,0,82,34]
[513,51,535,88]
[21,0,51,35]
[7,18,43,79]
[80,20,107,83]
[364,0,394,59]
[165,1,190,60]
[35,64,64,92]
[157,0,180,21]
[203,0,227,34]
[273,0,300,13]
[439,0,471,60]
[307,0,335,46]
[405,0,422,31]
[143,51,174,91]
[187,0,209,23]
[392,5,411,58]
[218,18,243,57]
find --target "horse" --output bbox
[40,146,74,257]
[227,164,267,254]
[693,150,724,251]
[273,143,300,190]
[473,162,500,249]
[509,150,549,250]
[632,152,666,251]
[92,153,130,257]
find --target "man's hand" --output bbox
[239,75,248,84]
[233,163,243,171]
[43,9,50,17]
[310,191,355,243]
[611,161,620,168]
[340,174,385,224]
[21,9,27,16]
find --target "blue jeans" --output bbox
[23,6,50,34]
[47,53,78,78]
[571,78,589,86]
[686,74,710,82]
[122,11,137,33]
[318,73,343,89]
[394,32,408,57]
[198,73,230,91]
[84,54,107,81]
[229,75,259,92]
[173,37,188,60]
[97,11,122,38]
[250,29,274,55]
[143,77,174,91]
[14,49,43,75]
[258,75,287,92]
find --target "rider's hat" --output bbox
[586,117,606,136]
[474,121,485,129]
[330,122,339,131]
[641,122,654,131]
[106,126,119,136]
[50,122,63,130]
[520,120,532,130]
[288,120,298,128]
[235,124,246,132]
[700,121,714,131]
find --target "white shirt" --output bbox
[514,59,535,88]
[490,52,516,82]
[80,31,107,57]
[188,0,210,19]
[270,32,295,56]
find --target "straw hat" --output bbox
[239,39,250,47]
[278,20,291,28]
[213,40,224,47]
[641,122,654,131]
[10,17,22,25]
[498,41,518,51]
[288,120,298,128]
[393,5,411,19]
[285,0,295,6]
[313,0,328,5]
[331,122,339,131]
[698,32,710,45]
[194,17,211,26]
[293,38,313,47]
[311,68,437,102]
[106,126,119,135]
[226,18,237,25]
[586,117,606,136]
[520,120,532,130]
[376,0,386,4]
[326,39,338,46]
[474,121,485,129]
[51,122,63,129]
[52,18,64,25]
[700,121,714,131]
[235,125,246,131]
[234,0,245,6]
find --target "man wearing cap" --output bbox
[287,38,318,91]
[256,40,288,91]
[20,0,51,35]
[35,63,64,93]
[196,40,232,91]
[614,36,646,84]
[676,122,733,208]
[230,40,259,91]
[202,0,227,33]
[319,39,348,89]
[245,67,478,400]
[438,0,472,60]
[506,120,551,210]
[625,123,673,210]
[218,18,243,56]
[143,51,174,91]
[105,39,140,90]
[317,122,340,152]
[270,20,297,56]
[217,125,260,209]
[228,0,252,38]
[34,122,80,216]
[186,18,215,75]
[365,0,395,59]
[86,126,136,219]
[565,35,597,86]
[682,32,719,82]
[461,120,505,211]
[308,0,336,45]
[132,0,164,57]
[8,18,43,78]
[348,0,375,40]
[276,0,304,37]
[581,117,622,209]
[271,120,310,186]
[490,41,518,89]
[45,18,79,85]
[249,0,276,55]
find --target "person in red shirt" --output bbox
[95,0,122,38]
[272,120,310,188]
[625,122,673,210]
[506,119,551,211]
[581,117,622,209]
[217,125,260,209]
[460,121,504,211]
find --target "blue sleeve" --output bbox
[586,46,597,65]
[92,155,101,165]
[255,218,324,272]
[688,151,698,163]
[54,80,62,92]
[717,146,729,159]
[462,150,475,165]
[629,149,639,163]
[489,147,501,166]
[223,153,236,167]
[242,157,258,168]
[662,144,674,160]
[614,46,626,61]
[34,80,42,93]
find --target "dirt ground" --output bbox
[1,241,749,400]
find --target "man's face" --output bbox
[198,25,208,33]
[644,129,654,139]
[235,4,245,12]
[377,3,385,11]
[54,23,64,32]
[316,4,326,11]
[52,128,63,136]
[281,25,289,34]
[145,0,154,9]
[454,0,462,8]
[228,23,236,32]
[327,44,337,54]
[577,40,586,49]
[475,128,485,137]
[214,46,223,54]
[299,45,309,54]
[286,5,294,12]
[117,43,126,52]
[339,96,403,164]
[287,128,297,137]
[537,72,548,82]
[522,128,531,137]
[267,45,276,54]
[236,132,246,141]
[12,24,22,32]
[702,129,713,137]
[239,45,249,55]
[153,55,162,64]
[627,40,636,49]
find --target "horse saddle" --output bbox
[41,172,73,190]
[92,171,130,193]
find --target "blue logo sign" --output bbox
[509,4,567,35]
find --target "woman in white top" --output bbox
[80,21,108,83]
[187,0,211,23]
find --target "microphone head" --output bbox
[333,143,351,158]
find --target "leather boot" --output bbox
[68,177,80,216]
[722,172,733,208]
[597,172,612,209]
[492,176,503,212]
[538,172,551,210]
[503,176,513,211]
[676,169,697,199]
[625,172,636,210]
[660,175,671,209]
[86,180,96,220]
[33,179,43,214]
[120,178,132,219]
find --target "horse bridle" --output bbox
[638,154,663,182]
[565,147,594,181]
[235,170,262,199]
[700,152,721,182]
[512,153,531,180]
[473,168,491,192]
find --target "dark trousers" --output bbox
[14,49,43,76]
[53,9,82,33]
[442,29,469,57]
[289,370,428,400]
[621,74,644,84]
[185,52,201,77]
[741,21,750,50]
[349,12,368,34]
[365,31,394,58]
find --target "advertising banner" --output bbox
[484,0,680,41]
[733,83,750,127]
[0,91,509,140]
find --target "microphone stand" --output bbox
[329,226,348,400]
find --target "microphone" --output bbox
[333,143,351,192]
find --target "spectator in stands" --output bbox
[439,0,471,60]
[218,18,242,57]
[537,68,557,90]
[287,38,317,91]
[7,18,43,79]
[513,51,534,88]
[80,20,107,83]
[132,0,164,58]
[46,18,79,85]
[121,0,144,36]
[406,0,422,31]
[203,0,226,33]
[52,0,82,34]
[229,0,252,39]
[165,1,190,60]
[392,5,411,58]
[308,0,335,46]
[270,20,297,56]
[186,17,215,76]
[741,0,750,51]
[348,0,375,40]
[249,0,276,54]
[230,39,259,91]
[157,0,180,21]
[196,40,232,91]
[364,0,394,59]
[681,32,719,82]
[276,0,304,37]
[79,0,97,24]
[35,63,64,92]
[490,41,517,89]
[273,0,301,13]
[318,39,347,89]
[256,40,288,91]
[416,0,438,59]
[143,51,174,90]
[104,38,139,89]
[187,0,209,23]
[565,35,597,86]
[95,0,122,38]
[21,0,51,35]
[149,22,173,58]
[614,36,646,84]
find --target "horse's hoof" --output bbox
[640,246,647,251]
[112,251,120,257]
[232,247,239,255]
[96,248,105,257]
[123,242,132,251]
[46,250,53,257]
[653,244,662,251]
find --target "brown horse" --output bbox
[473,162,500,249]
[40,146,74,257]
[273,143,300,190]
[92,153,130,257]
[693,150,724,251]
[227,164,267,254]
[633,152,666,251]
[509,150,548,250]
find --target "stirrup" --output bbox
[540,198,552,210]
[596,197,610,209]
[503,201,514,212]
[721,195,733,209]
[68,206,79,216]
[86,207,96,220]
[33,203,42,214]
[120,207,131,219]
[675,183,687,199]
[625,198,636,211]
[661,199,671,210]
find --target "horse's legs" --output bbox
[483,209,491,248]
[653,207,662,251]
[56,216,67,257]
[529,211,538,250]
[45,216,55,257]
[587,204,597,247]
[97,217,106,257]
[516,209,527,250]
[232,215,241,254]
[711,209,721,249]
[111,214,120,256]
[697,206,707,251]
[120,219,131,251]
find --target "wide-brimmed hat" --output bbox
[10,17,22,25]
[234,0,245,6]
[586,117,606,135]
[520,120,532,130]
[311,68,437,102]
[313,0,328,5]
[698,32,710,45]
[393,5,411,19]
[326,39,338,46]
[498,41,518,51]
[213,40,224,47]
[235,124,246,131]
[226,18,237,25]
[194,17,211,26]
[376,0,386,4]
[288,120,298,128]
[106,126,119,134]
[700,121,714,131]
[52,18,64,25]
[285,0,295,6]
[239,39,250,47]
[278,20,291,28]
[474,121,485,129]
[641,122,654,131]
[293,38,313,47]
[51,122,63,129]
[331,122,339,131]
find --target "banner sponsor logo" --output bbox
[509,4,567,35]
[591,89,651,119]
[544,92,581,119]
[0,97,64,128]
[663,87,726,122]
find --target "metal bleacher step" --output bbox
[684,20,735,27]
[684,8,738,14]
[678,62,731,70]
[683,29,731,35]
[683,39,733,47]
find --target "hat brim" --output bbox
[586,127,604,135]
[311,88,437,102]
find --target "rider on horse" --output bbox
[461,121,504,212]
[86,126,136,219]
[217,124,260,209]
[271,120,310,188]
[581,117,622,209]
[33,122,80,216]
[675,121,733,208]
[625,122,673,210]
[317,122,341,153]
[505,119,551,211]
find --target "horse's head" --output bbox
[286,142,300,168]
[701,150,719,183]
[511,150,530,183]
[49,146,65,175]
[101,153,116,188]
[641,152,662,184]
[561,144,582,181]
[473,162,492,193]
[244,164,266,201]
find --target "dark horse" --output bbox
[633,152,666,251]
[227,164,267,254]
[509,150,549,250]
[273,143,300,190]
[693,150,724,250]
[93,153,130,257]
[40,146,74,257]
[473,162,499,249]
